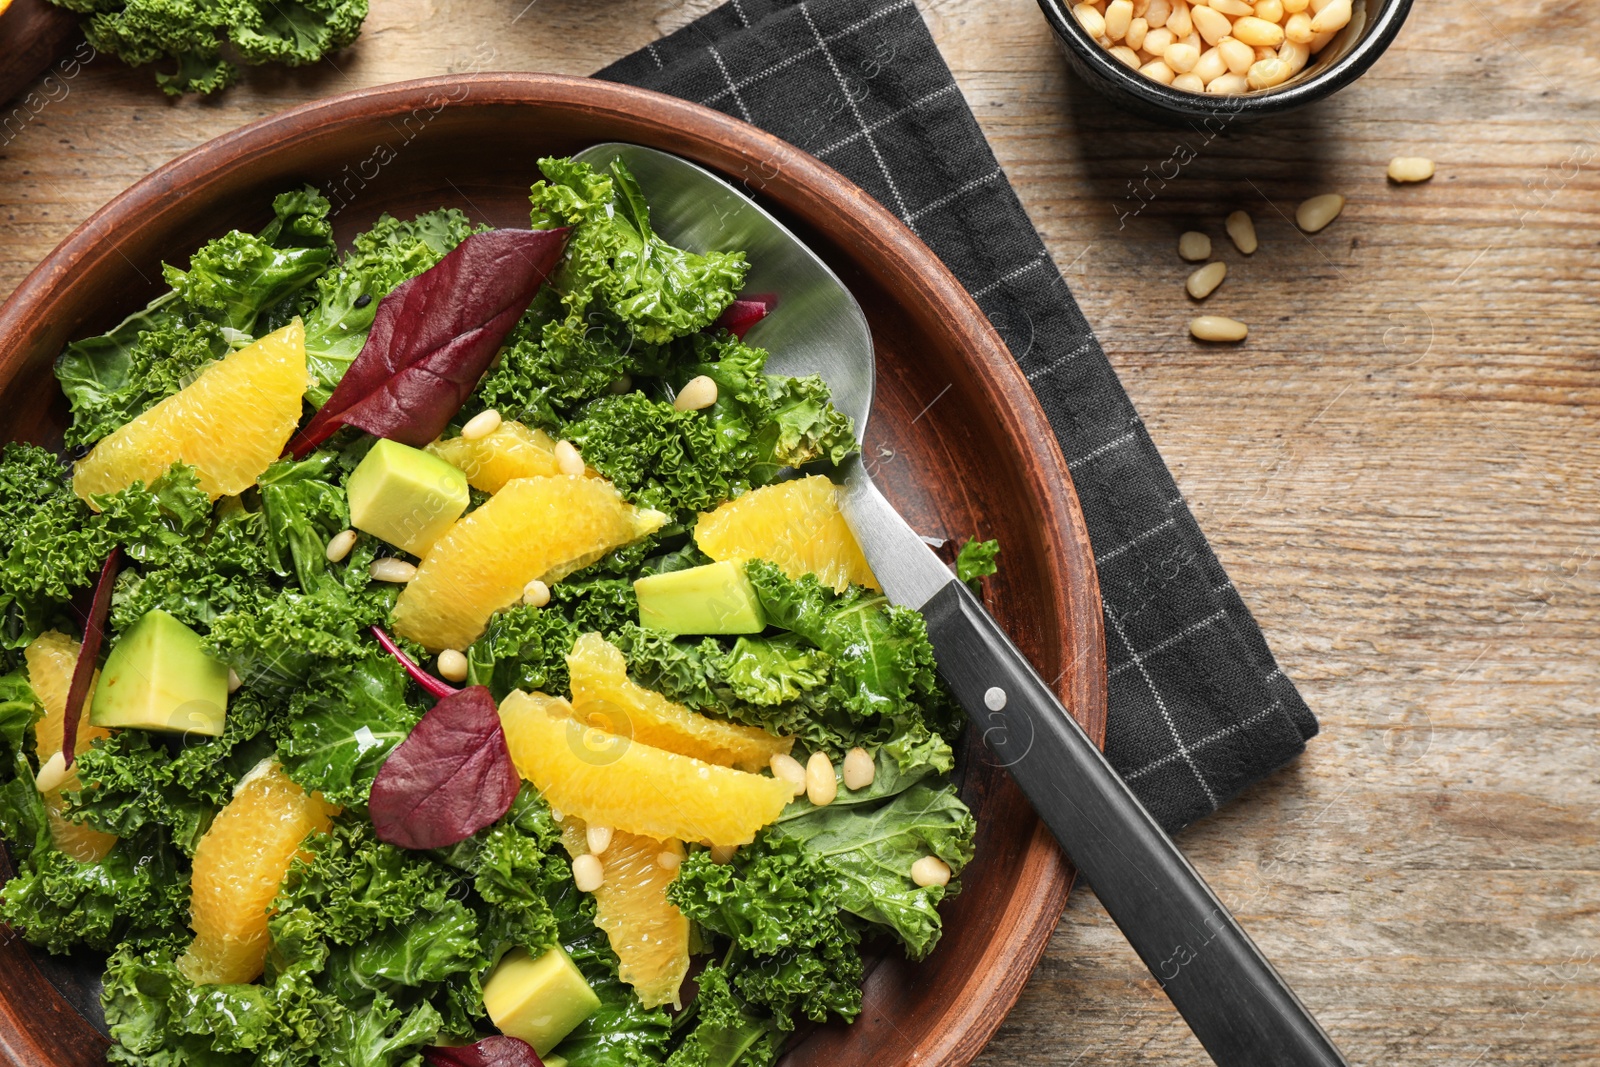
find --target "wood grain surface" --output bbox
[2,1,1597,1064]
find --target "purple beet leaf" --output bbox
[369,685,521,850]
[423,1037,544,1067]
[711,293,776,339]
[62,548,120,769]
[292,227,570,456]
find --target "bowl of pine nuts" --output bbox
[1037,0,1412,122]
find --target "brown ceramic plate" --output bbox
[0,74,1106,1067]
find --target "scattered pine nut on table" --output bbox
[1067,0,1350,94]
[1191,315,1250,342]
[1296,192,1346,233]
[1225,210,1258,253]
[1388,156,1436,183]
[1178,230,1212,261]
[1186,261,1228,300]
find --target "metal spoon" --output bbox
[573,142,1351,1067]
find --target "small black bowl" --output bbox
[1036,0,1413,124]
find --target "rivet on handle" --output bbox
[983,686,1007,711]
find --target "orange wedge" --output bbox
[427,421,591,493]
[23,631,116,864]
[498,691,791,847]
[567,633,790,772]
[693,475,877,592]
[73,320,308,504]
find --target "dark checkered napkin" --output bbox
[599,0,1317,833]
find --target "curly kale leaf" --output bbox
[955,537,1000,592]
[465,604,577,701]
[258,453,352,592]
[531,157,746,346]
[563,393,744,520]
[0,443,112,645]
[205,581,394,692]
[65,0,368,97]
[56,189,334,446]
[770,782,976,961]
[278,652,420,807]
[665,963,783,1067]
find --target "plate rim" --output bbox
[0,72,1107,1067]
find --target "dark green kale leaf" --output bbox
[530,157,746,346]
[278,652,421,807]
[55,189,334,446]
[769,782,975,961]
[258,453,351,593]
[205,581,394,692]
[60,0,369,98]
[665,963,783,1067]
[0,444,111,648]
[563,392,744,520]
[465,605,577,702]
[955,537,1000,591]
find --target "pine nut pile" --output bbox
[1069,0,1355,94]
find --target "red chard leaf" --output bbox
[371,625,459,700]
[423,1037,544,1067]
[62,548,120,769]
[368,685,520,850]
[292,227,570,456]
[711,293,776,339]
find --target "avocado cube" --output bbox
[482,945,600,1055]
[90,610,230,737]
[634,560,767,635]
[347,438,470,557]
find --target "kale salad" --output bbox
[0,157,999,1067]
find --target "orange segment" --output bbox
[73,320,309,504]
[24,631,116,864]
[178,761,337,985]
[498,691,791,847]
[693,475,878,593]
[428,421,590,493]
[393,475,666,652]
[567,633,790,772]
[561,818,689,1009]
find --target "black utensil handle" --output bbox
[921,580,1349,1067]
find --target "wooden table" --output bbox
[3,1,1597,1063]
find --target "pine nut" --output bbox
[1218,36,1255,73]
[523,579,551,607]
[461,408,502,441]
[586,824,614,854]
[227,668,243,693]
[1388,156,1436,183]
[672,375,719,412]
[1178,230,1212,261]
[1247,56,1292,88]
[572,854,605,892]
[554,439,584,476]
[656,850,682,871]
[1308,0,1349,33]
[1210,0,1253,14]
[1284,10,1313,42]
[1206,72,1249,93]
[1146,0,1171,27]
[1191,4,1232,43]
[1133,0,1149,14]
[910,855,952,888]
[1074,2,1107,37]
[437,648,469,682]
[1296,192,1345,233]
[1278,38,1310,74]
[1172,71,1205,92]
[842,748,876,791]
[609,373,633,394]
[709,844,738,865]
[1231,15,1284,46]
[1110,44,1142,67]
[1139,59,1176,84]
[1308,25,1338,51]
[1166,0,1193,38]
[1186,261,1228,299]
[1253,0,1283,20]
[1105,0,1134,39]
[1142,26,1175,54]
[1194,45,1228,81]
[1225,210,1258,254]
[1126,17,1149,49]
[370,558,417,583]
[805,751,837,806]
[35,751,68,794]
[770,752,808,796]
[1190,315,1249,342]
[1165,41,1200,72]
[325,529,358,563]
[1282,0,1308,10]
